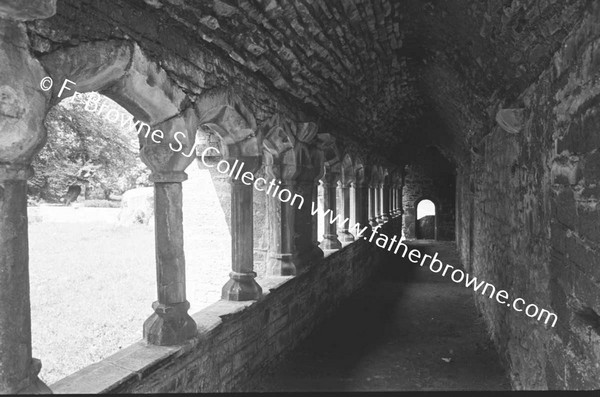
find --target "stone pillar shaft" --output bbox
[266,180,296,276]
[294,181,322,269]
[222,164,262,300]
[321,176,342,251]
[368,187,378,227]
[0,176,50,394]
[155,182,186,302]
[375,186,383,225]
[312,185,319,248]
[144,177,197,346]
[354,183,370,230]
[382,184,390,222]
[339,183,354,242]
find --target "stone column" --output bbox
[312,184,321,254]
[368,186,378,227]
[320,167,342,252]
[0,4,56,392]
[353,182,368,229]
[339,181,354,243]
[308,136,325,266]
[381,180,390,223]
[0,166,51,394]
[261,120,322,271]
[354,165,371,233]
[293,179,319,269]
[265,178,297,276]
[399,168,406,217]
[143,171,197,345]
[390,188,396,216]
[196,92,264,300]
[222,158,263,300]
[262,116,301,276]
[376,184,384,225]
[140,112,198,346]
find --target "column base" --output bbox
[143,301,197,346]
[267,254,297,276]
[320,234,342,250]
[295,244,324,270]
[381,213,390,223]
[369,218,378,227]
[339,230,355,243]
[13,358,51,394]
[222,271,262,301]
[377,216,385,225]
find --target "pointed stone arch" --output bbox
[39,39,199,346]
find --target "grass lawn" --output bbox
[29,168,232,385]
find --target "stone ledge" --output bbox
[49,276,294,394]
[47,220,400,394]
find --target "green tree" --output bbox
[29,93,151,203]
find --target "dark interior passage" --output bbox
[248,241,510,392]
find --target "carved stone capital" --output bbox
[139,107,198,177]
[197,90,261,159]
[262,117,321,184]
[262,115,299,180]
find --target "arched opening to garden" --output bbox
[28,92,232,384]
[415,198,436,240]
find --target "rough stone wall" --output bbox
[455,3,600,389]
[402,156,455,241]
[102,223,394,393]
[455,171,475,274]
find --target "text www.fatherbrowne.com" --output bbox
[349,223,558,328]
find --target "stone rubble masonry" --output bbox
[454,3,600,390]
[402,152,456,241]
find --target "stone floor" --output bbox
[249,240,511,392]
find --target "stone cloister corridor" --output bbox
[1,0,600,393]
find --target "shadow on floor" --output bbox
[247,240,511,392]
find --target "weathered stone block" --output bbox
[577,204,600,245]
[118,187,154,225]
[553,189,577,228]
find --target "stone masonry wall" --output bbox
[58,221,395,393]
[455,3,600,390]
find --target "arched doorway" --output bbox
[416,199,436,239]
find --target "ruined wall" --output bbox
[402,148,455,241]
[455,3,600,390]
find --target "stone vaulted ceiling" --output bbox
[28,0,587,165]
[151,0,423,160]
[148,0,586,163]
